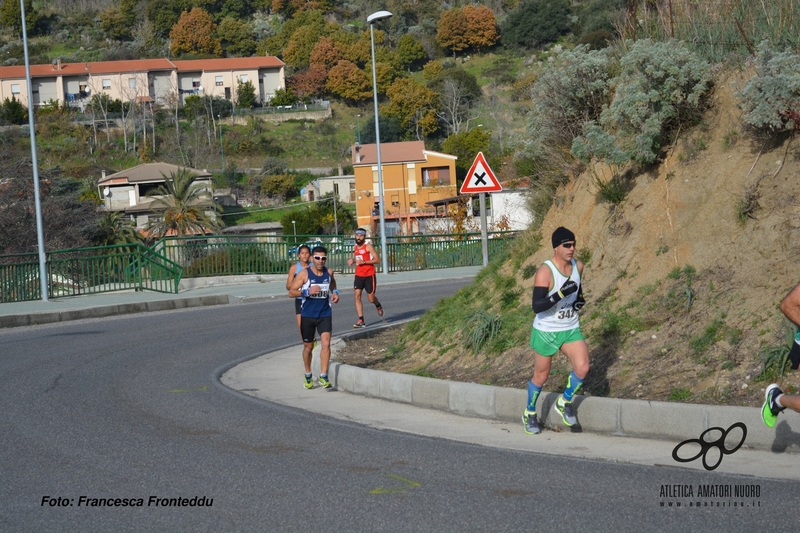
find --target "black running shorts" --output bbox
[300,316,332,342]
[353,274,376,295]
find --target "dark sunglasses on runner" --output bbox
[561,242,575,249]
[313,255,327,261]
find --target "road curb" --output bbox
[0,294,233,328]
[330,324,800,453]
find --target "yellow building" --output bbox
[351,141,457,236]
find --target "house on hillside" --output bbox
[98,162,214,231]
[302,175,356,204]
[0,56,285,110]
[351,141,457,236]
[424,180,533,234]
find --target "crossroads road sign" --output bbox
[460,152,502,194]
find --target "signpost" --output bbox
[460,152,502,267]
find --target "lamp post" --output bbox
[21,0,48,301]
[367,10,392,276]
[292,220,296,243]
[356,113,361,144]
[218,114,224,171]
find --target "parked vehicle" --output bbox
[287,241,323,258]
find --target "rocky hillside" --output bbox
[343,67,800,408]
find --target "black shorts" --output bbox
[294,298,302,315]
[300,316,332,342]
[790,341,800,370]
[353,274,376,295]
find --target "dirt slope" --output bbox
[337,68,800,407]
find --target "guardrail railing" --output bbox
[0,244,183,303]
[155,231,518,278]
[1,232,516,303]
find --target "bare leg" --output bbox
[779,393,800,413]
[319,332,332,375]
[560,339,590,379]
[354,288,364,318]
[302,341,313,374]
[531,351,552,387]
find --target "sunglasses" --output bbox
[313,255,327,261]
[561,242,575,249]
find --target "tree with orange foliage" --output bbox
[289,65,328,100]
[437,6,499,56]
[309,36,344,69]
[436,8,469,57]
[463,5,498,53]
[326,60,372,102]
[169,8,222,57]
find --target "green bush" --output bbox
[528,45,614,149]
[0,96,27,125]
[184,245,274,276]
[738,41,800,134]
[501,0,571,50]
[572,39,711,166]
[578,30,615,50]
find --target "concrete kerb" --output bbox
[0,294,234,329]
[330,323,800,453]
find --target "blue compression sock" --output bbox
[562,371,584,402]
[527,380,542,412]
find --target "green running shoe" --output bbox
[522,409,540,434]
[318,374,332,388]
[303,374,314,389]
[761,383,785,428]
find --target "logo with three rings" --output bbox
[671,423,747,471]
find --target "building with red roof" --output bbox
[0,56,285,109]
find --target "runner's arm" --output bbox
[285,264,297,290]
[531,265,554,313]
[365,243,380,264]
[780,282,800,328]
[329,270,340,303]
[288,269,308,298]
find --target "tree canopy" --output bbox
[169,8,223,57]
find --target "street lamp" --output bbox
[368,9,392,276]
[291,220,296,243]
[356,113,361,144]
[20,0,48,300]
[218,114,224,171]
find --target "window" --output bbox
[422,167,451,186]
[391,195,399,207]
[333,183,339,196]
[128,78,136,89]
[239,74,248,83]
[102,79,111,90]
[192,79,201,88]
[215,76,224,86]
[11,84,20,94]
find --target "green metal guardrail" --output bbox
[155,231,518,278]
[0,232,516,303]
[0,244,183,303]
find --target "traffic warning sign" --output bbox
[460,152,502,194]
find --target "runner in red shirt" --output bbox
[346,228,384,328]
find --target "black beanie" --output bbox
[551,227,575,248]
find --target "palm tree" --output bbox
[144,168,220,239]
[96,211,143,246]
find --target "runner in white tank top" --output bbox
[532,258,581,332]
[523,227,590,435]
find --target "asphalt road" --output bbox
[2,279,798,532]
